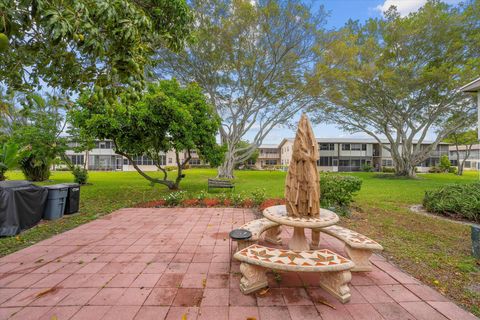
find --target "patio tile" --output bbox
[0,307,21,319]
[201,288,229,306]
[380,284,421,302]
[156,273,184,287]
[172,288,204,307]
[182,273,207,288]
[31,273,70,288]
[102,305,141,320]
[287,305,321,319]
[105,274,138,288]
[229,287,257,306]
[400,301,449,320]
[281,288,313,306]
[257,288,286,306]
[197,306,229,320]
[428,301,479,320]
[372,302,416,320]
[229,306,260,320]
[58,288,101,306]
[404,284,450,302]
[134,306,169,320]
[356,285,394,303]
[144,287,178,306]
[206,273,229,288]
[259,306,292,320]
[38,306,81,320]
[1,288,39,307]
[9,306,51,320]
[30,287,73,306]
[115,287,152,306]
[70,305,111,320]
[88,288,126,305]
[130,273,161,287]
[4,273,46,288]
[345,303,384,320]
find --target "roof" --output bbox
[279,137,448,147]
[459,77,480,93]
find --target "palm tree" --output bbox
[0,143,19,181]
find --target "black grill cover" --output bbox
[0,181,48,236]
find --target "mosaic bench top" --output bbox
[239,218,280,241]
[263,205,339,228]
[320,225,384,251]
[234,244,354,272]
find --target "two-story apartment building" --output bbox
[253,144,281,168]
[65,140,206,171]
[278,138,449,172]
[449,144,480,171]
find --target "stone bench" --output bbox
[234,244,354,303]
[207,179,234,192]
[235,218,282,251]
[312,225,383,272]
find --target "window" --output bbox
[190,159,201,165]
[168,158,172,164]
[341,144,350,151]
[319,143,334,151]
[133,156,154,166]
[382,159,393,167]
[465,161,471,168]
[317,157,334,166]
[247,159,256,165]
[265,160,277,165]
[123,158,129,165]
[69,155,84,165]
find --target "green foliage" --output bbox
[428,166,444,173]
[71,79,223,189]
[0,0,193,96]
[163,191,186,206]
[448,166,458,174]
[9,94,68,181]
[439,155,451,172]
[382,167,396,173]
[361,163,374,172]
[314,1,479,177]
[72,166,88,185]
[423,183,480,222]
[164,166,178,172]
[320,174,362,212]
[0,142,18,180]
[250,187,267,205]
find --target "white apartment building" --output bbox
[449,144,480,170]
[278,138,450,172]
[65,140,206,171]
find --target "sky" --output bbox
[248,0,462,145]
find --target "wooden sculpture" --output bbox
[285,114,320,217]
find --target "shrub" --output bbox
[250,187,267,205]
[195,190,208,200]
[230,192,247,206]
[439,155,451,172]
[164,165,177,171]
[72,166,89,184]
[19,155,51,181]
[361,163,374,172]
[163,191,186,206]
[448,166,458,174]
[428,166,443,173]
[320,174,362,210]
[382,167,395,173]
[423,183,480,223]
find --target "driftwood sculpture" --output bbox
[285,114,320,217]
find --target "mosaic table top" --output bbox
[321,225,384,251]
[234,244,354,272]
[263,205,339,228]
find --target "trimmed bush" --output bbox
[382,167,395,173]
[423,183,480,222]
[72,166,89,185]
[320,174,362,213]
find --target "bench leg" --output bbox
[319,270,352,303]
[345,245,373,272]
[264,226,282,245]
[311,229,320,249]
[239,263,268,294]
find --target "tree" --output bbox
[71,79,223,190]
[9,94,69,181]
[439,155,451,172]
[0,0,193,98]
[155,0,327,178]
[312,1,478,177]
[235,141,259,168]
[445,129,478,175]
[0,142,18,181]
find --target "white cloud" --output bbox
[375,0,460,17]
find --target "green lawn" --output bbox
[1,169,479,315]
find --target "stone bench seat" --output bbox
[312,225,384,272]
[233,244,354,303]
[235,218,282,250]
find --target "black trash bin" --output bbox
[43,185,68,220]
[62,183,80,215]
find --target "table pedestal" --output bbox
[288,227,310,251]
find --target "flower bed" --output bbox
[135,196,285,210]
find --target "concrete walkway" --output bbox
[0,208,477,320]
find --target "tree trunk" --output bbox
[456,151,464,176]
[393,156,416,177]
[217,152,235,179]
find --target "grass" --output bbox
[1,169,479,315]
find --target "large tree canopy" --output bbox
[71,79,224,190]
[0,0,192,98]
[156,0,327,178]
[312,0,478,176]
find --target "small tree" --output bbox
[439,155,451,172]
[72,79,224,190]
[445,129,478,175]
[0,142,18,180]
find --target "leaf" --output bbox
[181,314,187,320]
[35,287,58,298]
[257,288,269,296]
[317,298,336,309]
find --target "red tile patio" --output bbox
[0,208,477,320]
